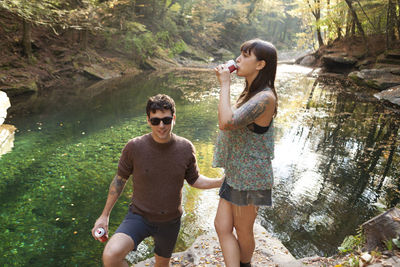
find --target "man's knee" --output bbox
[103,244,125,265]
[102,233,134,266]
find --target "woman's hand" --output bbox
[214,63,231,87]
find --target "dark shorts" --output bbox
[219,180,272,207]
[115,211,181,258]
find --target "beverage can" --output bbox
[226,60,237,73]
[95,227,108,242]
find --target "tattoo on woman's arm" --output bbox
[226,93,269,129]
[109,175,127,196]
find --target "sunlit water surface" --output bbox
[1,65,399,266]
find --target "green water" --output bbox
[1,66,399,266]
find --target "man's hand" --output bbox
[92,215,109,241]
[91,174,128,241]
[191,175,224,189]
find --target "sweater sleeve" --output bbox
[117,141,134,179]
[185,143,200,185]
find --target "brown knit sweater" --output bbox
[118,133,199,222]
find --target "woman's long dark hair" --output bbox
[236,39,278,116]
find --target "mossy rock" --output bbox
[385,49,400,60]
[0,79,38,97]
[179,45,208,62]
[212,48,235,62]
[377,53,400,65]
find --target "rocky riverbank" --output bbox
[133,223,304,267]
[130,222,400,267]
[130,209,400,267]
[295,35,400,110]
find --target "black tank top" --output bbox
[247,121,271,134]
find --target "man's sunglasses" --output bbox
[149,116,173,126]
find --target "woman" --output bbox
[213,39,278,267]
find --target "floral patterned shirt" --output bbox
[212,121,274,191]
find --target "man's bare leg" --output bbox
[103,233,134,267]
[154,253,170,267]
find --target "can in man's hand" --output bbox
[95,227,108,242]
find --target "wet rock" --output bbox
[322,55,357,73]
[377,53,400,66]
[374,85,400,106]
[348,68,400,90]
[0,91,11,125]
[83,64,121,80]
[0,79,38,96]
[362,208,400,252]
[356,58,375,69]
[298,55,317,67]
[0,124,16,156]
[386,49,400,59]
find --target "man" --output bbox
[92,94,223,267]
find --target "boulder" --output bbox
[0,91,11,125]
[348,68,400,90]
[212,48,235,62]
[322,55,357,73]
[0,79,38,97]
[83,64,121,80]
[376,53,400,66]
[386,49,400,60]
[0,124,16,156]
[299,55,317,67]
[179,46,208,62]
[362,208,400,251]
[374,85,400,106]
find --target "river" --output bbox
[1,64,399,266]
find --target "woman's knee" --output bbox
[234,224,254,240]
[214,216,233,235]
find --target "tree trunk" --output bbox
[345,10,352,37]
[22,19,33,63]
[307,0,324,47]
[344,0,368,53]
[387,0,397,48]
[397,0,400,37]
[336,25,342,40]
[316,27,324,47]
[80,28,88,50]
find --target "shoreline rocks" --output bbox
[133,223,303,267]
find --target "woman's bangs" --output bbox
[240,40,257,54]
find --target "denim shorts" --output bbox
[115,211,181,258]
[219,180,272,207]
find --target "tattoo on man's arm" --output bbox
[109,175,127,196]
[226,93,269,129]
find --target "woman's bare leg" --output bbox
[214,198,240,267]
[233,205,258,264]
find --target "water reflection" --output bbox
[260,67,400,257]
[0,65,399,266]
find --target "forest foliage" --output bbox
[1,0,400,63]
